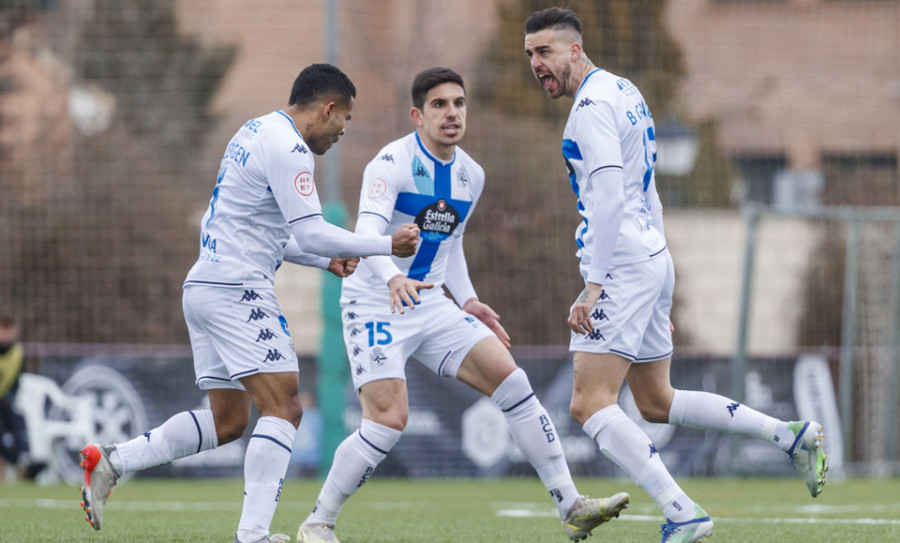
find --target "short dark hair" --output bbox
[288,63,356,107]
[411,67,465,110]
[525,7,583,36]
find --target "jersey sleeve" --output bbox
[356,157,400,225]
[266,136,392,257]
[355,157,405,284]
[282,235,331,269]
[573,96,624,176]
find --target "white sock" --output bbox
[236,416,295,542]
[669,389,793,452]
[305,419,401,526]
[492,368,578,518]
[113,410,218,474]
[584,405,695,522]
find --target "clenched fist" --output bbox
[391,224,420,257]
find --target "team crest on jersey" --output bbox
[370,347,387,368]
[368,177,387,199]
[457,166,469,187]
[415,198,460,242]
[294,171,314,196]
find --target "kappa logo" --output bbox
[263,349,285,363]
[291,143,308,154]
[591,308,609,321]
[649,443,659,458]
[549,489,563,503]
[346,311,359,321]
[237,289,262,302]
[350,326,362,337]
[380,153,395,163]
[587,328,605,341]
[727,402,740,417]
[247,308,270,322]
[355,363,366,376]
[256,328,277,342]
[414,165,429,178]
[600,290,611,301]
[352,344,363,357]
[576,97,596,110]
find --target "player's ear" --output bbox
[322,101,336,121]
[569,41,582,62]
[410,107,423,126]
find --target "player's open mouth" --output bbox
[538,73,556,91]
[442,124,460,136]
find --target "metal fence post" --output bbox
[839,219,860,466]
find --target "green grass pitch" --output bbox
[1,476,898,542]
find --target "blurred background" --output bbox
[1,0,898,483]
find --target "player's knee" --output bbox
[215,413,250,445]
[632,397,670,423]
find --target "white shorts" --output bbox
[569,250,674,362]
[183,285,299,390]
[342,294,496,390]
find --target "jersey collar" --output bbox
[276,110,303,140]
[414,131,456,166]
[575,68,604,99]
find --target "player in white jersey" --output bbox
[525,8,827,543]
[77,64,419,543]
[296,67,629,543]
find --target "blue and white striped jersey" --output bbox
[341,131,484,305]
[185,110,390,289]
[562,68,667,284]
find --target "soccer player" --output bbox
[78,63,420,543]
[295,67,630,543]
[523,8,828,543]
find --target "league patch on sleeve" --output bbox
[294,171,315,196]
[367,178,387,199]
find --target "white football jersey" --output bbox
[341,132,484,305]
[562,68,666,283]
[184,111,330,288]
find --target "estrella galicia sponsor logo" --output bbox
[256,328,277,342]
[576,97,595,110]
[247,308,269,322]
[380,153,394,164]
[263,349,285,363]
[591,308,609,322]
[727,402,740,417]
[415,199,460,242]
[237,289,262,302]
[291,143,308,154]
[587,328,605,341]
[370,347,387,368]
